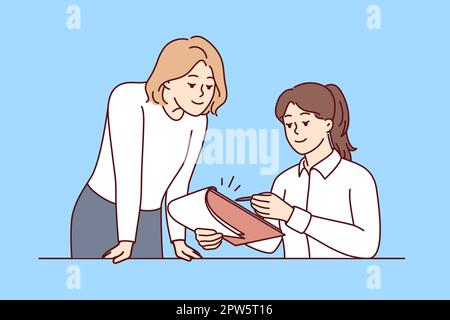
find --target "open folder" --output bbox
[168,187,284,246]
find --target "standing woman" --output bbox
[71,36,227,263]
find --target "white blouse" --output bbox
[88,82,207,242]
[249,150,381,258]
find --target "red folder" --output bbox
[205,187,284,245]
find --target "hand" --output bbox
[173,240,202,261]
[251,192,294,221]
[195,228,223,250]
[102,241,134,264]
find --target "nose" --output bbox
[293,122,300,135]
[199,84,205,98]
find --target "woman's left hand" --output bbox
[251,192,294,221]
[173,240,202,262]
[102,241,134,264]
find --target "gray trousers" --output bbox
[70,184,163,258]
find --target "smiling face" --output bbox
[283,103,333,155]
[165,61,215,116]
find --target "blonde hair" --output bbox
[145,36,227,115]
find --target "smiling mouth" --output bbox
[294,138,307,143]
[191,100,204,105]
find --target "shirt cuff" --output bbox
[169,228,186,243]
[117,211,139,242]
[286,207,312,234]
[118,233,136,242]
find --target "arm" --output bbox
[109,86,144,242]
[103,84,144,263]
[166,117,207,259]
[286,171,381,258]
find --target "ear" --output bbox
[325,119,333,133]
[163,81,171,90]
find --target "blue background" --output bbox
[1,0,449,299]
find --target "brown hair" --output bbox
[145,36,227,115]
[275,82,356,160]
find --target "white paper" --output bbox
[167,187,242,238]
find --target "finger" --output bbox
[252,194,271,202]
[197,235,222,243]
[102,250,112,259]
[203,240,222,250]
[253,207,273,217]
[103,247,120,259]
[195,228,218,236]
[196,232,223,242]
[113,251,130,264]
[251,202,271,213]
[183,248,202,259]
[107,250,123,262]
[200,237,222,247]
[255,210,271,217]
[176,251,192,261]
[251,199,271,209]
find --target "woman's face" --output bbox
[165,61,215,116]
[283,103,332,155]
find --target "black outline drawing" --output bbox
[43,40,404,262]
[191,82,401,260]
[65,36,228,263]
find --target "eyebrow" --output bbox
[207,76,214,79]
[300,112,311,116]
[284,114,292,118]
[188,75,199,78]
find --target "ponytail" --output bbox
[326,84,356,161]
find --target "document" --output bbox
[168,187,284,245]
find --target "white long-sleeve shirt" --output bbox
[249,150,381,258]
[88,82,207,242]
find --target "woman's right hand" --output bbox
[102,241,134,264]
[195,228,223,250]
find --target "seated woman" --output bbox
[195,82,381,258]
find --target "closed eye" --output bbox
[188,83,196,88]
[206,85,213,90]
[285,123,292,129]
[302,121,309,127]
